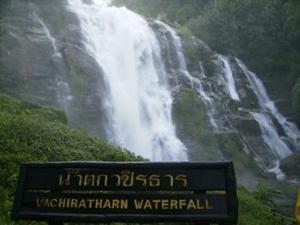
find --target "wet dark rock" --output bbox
[0,0,108,138]
[280,153,300,180]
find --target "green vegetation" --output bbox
[0,93,293,225]
[238,187,284,225]
[173,88,220,160]
[173,88,262,184]
[174,22,192,39]
[217,133,261,178]
[0,72,24,98]
[0,93,141,225]
[0,94,67,124]
[113,0,300,125]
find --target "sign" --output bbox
[12,161,238,224]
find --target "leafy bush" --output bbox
[174,22,192,39]
[0,93,141,225]
[238,187,274,225]
[0,94,67,124]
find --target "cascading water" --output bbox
[154,20,221,130]
[236,58,299,150]
[152,18,298,178]
[251,112,292,159]
[31,11,61,57]
[217,55,240,101]
[236,58,300,149]
[67,0,187,161]
[235,59,299,178]
[31,10,74,112]
[1,0,299,183]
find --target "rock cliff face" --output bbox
[0,0,299,187]
[0,0,107,137]
[150,20,299,184]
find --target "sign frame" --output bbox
[12,161,238,224]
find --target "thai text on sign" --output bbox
[12,162,238,224]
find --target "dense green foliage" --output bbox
[0,94,68,124]
[0,93,141,225]
[113,0,300,124]
[237,186,293,225]
[173,88,221,160]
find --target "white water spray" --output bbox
[68,0,187,161]
[31,11,73,109]
[154,20,220,129]
[218,55,240,101]
[236,58,300,149]
[31,12,61,58]
[236,58,296,177]
[251,112,292,159]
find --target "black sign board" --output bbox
[12,161,238,224]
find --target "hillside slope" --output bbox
[0,93,141,224]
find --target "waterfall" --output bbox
[236,58,299,150]
[152,17,297,177]
[235,59,297,178]
[67,0,187,161]
[154,20,220,130]
[217,55,240,101]
[31,12,61,58]
[31,10,74,111]
[251,112,292,159]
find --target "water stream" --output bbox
[65,0,299,179]
[67,0,187,161]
